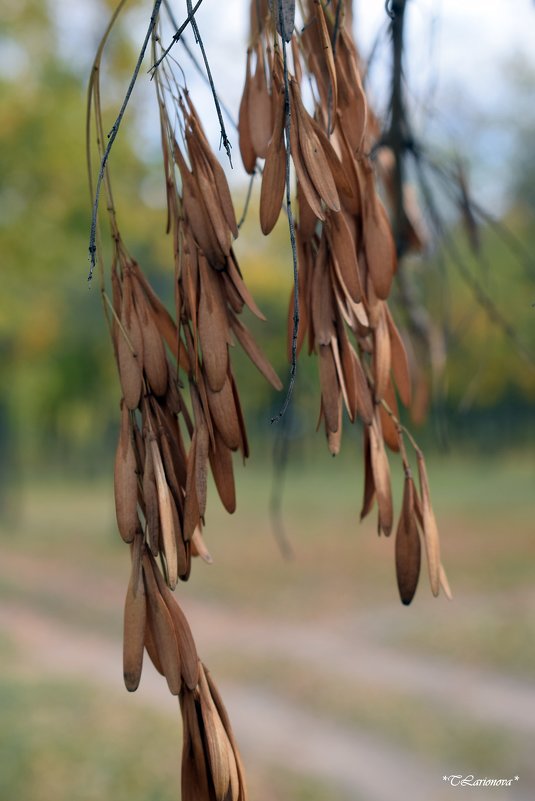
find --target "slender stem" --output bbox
[88,0,163,281]
[150,0,205,72]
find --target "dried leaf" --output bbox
[238,50,256,174]
[123,564,146,691]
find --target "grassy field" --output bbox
[0,450,533,799]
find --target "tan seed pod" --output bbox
[238,50,256,174]
[229,312,282,390]
[291,80,340,212]
[288,90,325,221]
[248,40,272,159]
[209,429,237,514]
[117,274,144,410]
[114,407,139,544]
[206,375,241,451]
[198,255,229,392]
[191,526,213,563]
[203,665,248,801]
[313,0,337,129]
[133,280,168,397]
[144,606,164,676]
[369,415,393,536]
[439,562,453,601]
[226,252,266,321]
[259,85,286,235]
[385,304,412,408]
[360,425,376,520]
[183,430,201,542]
[379,378,401,453]
[319,343,340,434]
[198,665,233,801]
[395,475,421,605]
[188,133,232,257]
[181,691,211,800]
[416,452,441,596]
[351,346,374,425]
[150,555,200,690]
[327,213,363,304]
[373,304,391,402]
[142,439,160,556]
[364,192,397,301]
[142,553,181,695]
[311,117,353,198]
[123,564,146,691]
[150,439,178,589]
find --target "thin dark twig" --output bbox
[272,8,300,424]
[88,0,163,281]
[185,0,233,165]
[237,169,257,229]
[162,0,238,133]
[150,0,205,72]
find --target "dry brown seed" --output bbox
[209,429,237,514]
[248,40,272,159]
[289,90,325,221]
[206,375,241,451]
[351,346,374,425]
[319,343,340,434]
[311,118,353,198]
[187,111,238,238]
[198,254,229,392]
[292,81,340,212]
[385,305,412,408]
[439,562,453,601]
[150,439,178,589]
[198,665,232,801]
[226,253,266,320]
[181,691,211,800]
[229,312,282,390]
[117,273,143,410]
[203,666,248,801]
[114,408,139,544]
[123,564,146,692]
[379,379,401,452]
[144,605,164,676]
[191,526,213,563]
[311,236,335,346]
[142,439,160,556]
[369,415,393,536]
[150,556,200,690]
[373,304,391,402]
[259,86,286,235]
[327,214,362,304]
[416,452,441,596]
[142,554,181,695]
[314,0,337,129]
[132,280,168,397]
[238,50,256,174]
[364,191,396,300]
[188,132,232,257]
[360,425,376,520]
[183,430,201,542]
[395,476,421,605]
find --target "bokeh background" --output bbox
[0,1,534,800]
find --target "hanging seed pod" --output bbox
[117,272,144,410]
[259,83,286,235]
[114,404,139,544]
[416,452,441,596]
[395,475,421,605]
[248,40,272,159]
[123,563,146,691]
[238,50,256,173]
[143,553,182,695]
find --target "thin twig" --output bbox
[272,10,300,424]
[162,0,238,132]
[150,0,205,72]
[88,0,163,281]
[269,406,295,559]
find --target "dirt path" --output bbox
[2,602,529,801]
[1,549,535,799]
